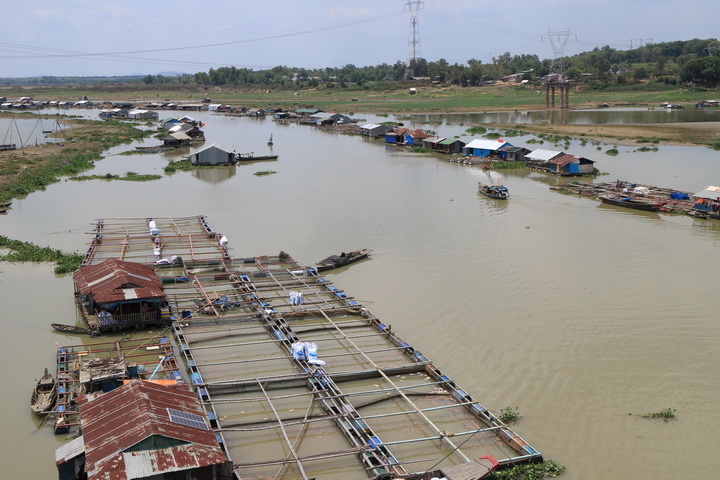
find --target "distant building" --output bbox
[396,127,429,146]
[437,138,466,154]
[309,112,352,125]
[128,109,159,120]
[463,139,511,157]
[525,149,565,164]
[548,154,595,175]
[498,145,530,161]
[358,123,391,137]
[163,131,192,147]
[421,135,446,151]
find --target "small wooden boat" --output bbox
[599,195,666,212]
[0,201,12,208]
[312,249,371,272]
[236,152,279,162]
[52,323,91,335]
[30,368,57,414]
[135,145,171,153]
[478,183,509,199]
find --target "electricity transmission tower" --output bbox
[543,30,575,82]
[542,30,575,108]
[405,0,423,79]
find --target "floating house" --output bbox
[178,103,209,111]
[525,149,565,164]
[393,127,428,146]
[498,145,531,161]
[162,131,192,147]
[309,112,352,125]
[295,108,322,117]
[690,185,720,218]
[421,135,447,151]
[111,101,135,109]
[190,143,236,166]
[168,123,205,141]
[73,258,167,332]
[128,109,159,120]
[463,138,512,157]
[548,154,595,175]
[436,138,466,154]
[358,123,391,137]
[55,380,232,480]
[160,117,182,129]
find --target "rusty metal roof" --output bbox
[549,154,579,166]
[77,380,226,480]
[550,154,595,166]
[73,258,164,304]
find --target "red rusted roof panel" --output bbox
[549,154,578,166]
[78,380,225,479]
[73,258,164,304]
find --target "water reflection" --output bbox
[192,166,236,183]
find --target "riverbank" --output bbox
[0,119,150,202]
[491,121,720,148]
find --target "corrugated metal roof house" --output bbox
[190,144,236,166]
[73,258,166,330]
[463,139,511,157]
[128,109,159,120]
[396,128,429,146]
[421,136,446,150]
[359,123,390,137]
[163,131,192,147]
[74,258,164,306]
[548,154,595,175]
[310,112,351,125]
[525,149,565,162]
[437,137,466,154]
[56,380,232,480]
[498,145,531,161]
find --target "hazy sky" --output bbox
[2,0,718,77]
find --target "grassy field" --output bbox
[3,82,719,113]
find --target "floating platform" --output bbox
[54,335,181,434]
[64,216,544,478]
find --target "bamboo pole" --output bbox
[256,380,309,480]
[318,309,471,463]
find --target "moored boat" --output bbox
[51,323,92,335]
[236,152,279,162]
[478,183,509,199]
[599,194,666,211]
[312,249,371,272]
[30,368,57,414]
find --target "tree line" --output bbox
[142,38,720,88]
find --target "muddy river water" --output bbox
[1,108,720,479]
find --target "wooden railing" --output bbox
[97,312,158,328]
